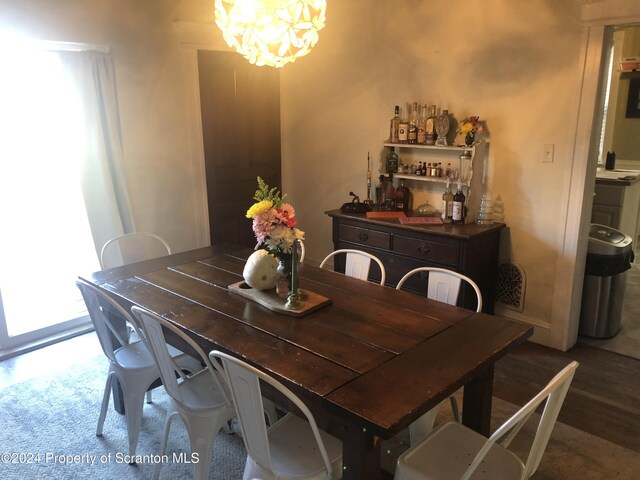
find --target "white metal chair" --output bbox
[319,248,386,285]
[100,232,171,269]
[76,280,202,458]
[394,361,579,480]
[396,267,483,444]
[210,350,343,480]
[396,266,483,313]
[131,306,236,480]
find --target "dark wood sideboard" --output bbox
[325,210,504,313]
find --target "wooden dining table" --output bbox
[79,244,532,480]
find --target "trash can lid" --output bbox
[588,224,633,255]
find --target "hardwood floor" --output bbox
[494,341,640,453]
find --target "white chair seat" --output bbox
[177,370,230,411]
[113,342,156,369]
[261,413,343,479]
[395,361,578,480]
[395,422,524,480]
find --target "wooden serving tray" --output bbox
[228,281,332,317]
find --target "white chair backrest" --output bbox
[396,266,483,312]
[461,361,579,480]
[319,249,386,285]
[131,306,231,407]
[100,232,171,269]
[76,279,138,365]
[210,350,334,478]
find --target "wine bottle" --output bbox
[398,106,409,144]
[389,105,400,143]
[452,179,466,224]
[417,104,427,144]
[441,179,454,224]
[408,102,418,144]
[425,104,437,145]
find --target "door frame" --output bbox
[557,0,640,350]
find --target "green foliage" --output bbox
[253,176,286,208]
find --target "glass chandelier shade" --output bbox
[214,0,327,68]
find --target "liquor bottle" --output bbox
[384,173,397,210]
[398,106,409,144]
[386,150,399,173]
[445,162,452,178]
[441,179,453,223]
[417,104,427,144]
[389,105,400,143]
[425,104,437,145]
[417,161,423,175]
[395,181,411,213]
[421,162,426,176]
[408,102,418,144]
[452,178,466,224]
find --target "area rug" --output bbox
[0,352,246,479]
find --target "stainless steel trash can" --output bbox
[579,224,634,338]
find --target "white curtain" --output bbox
[59,49,135,254]
[0,41,133,341]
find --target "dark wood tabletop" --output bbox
[79,244,532,480]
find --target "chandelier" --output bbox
[214,0,327,68]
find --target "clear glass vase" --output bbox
[275,258,292,298]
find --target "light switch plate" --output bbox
[543,144,554,163]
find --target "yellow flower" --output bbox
[460,122,474,134]
[246,200,273,219]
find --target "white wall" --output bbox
[1,0,590,348]
[280,0,583,343]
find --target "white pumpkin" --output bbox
[243,249,278,290]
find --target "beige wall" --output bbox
[1,0,588,345]
[280,0,583,335]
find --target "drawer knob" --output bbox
[358,231,369,242]
[417,242,431,255]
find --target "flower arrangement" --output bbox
[458,116,483,135]
[458,116,484,146]
[246,177,305,257]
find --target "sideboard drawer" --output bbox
[393,235,459,268]
[339,224,391,249]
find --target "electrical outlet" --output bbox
[543,144,554,163]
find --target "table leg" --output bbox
[341,422,382,480]
[462,365,494,436]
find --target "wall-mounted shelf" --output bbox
[381,138,488,221]
[383,141,478,152]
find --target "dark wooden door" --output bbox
[198,50,281,248]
